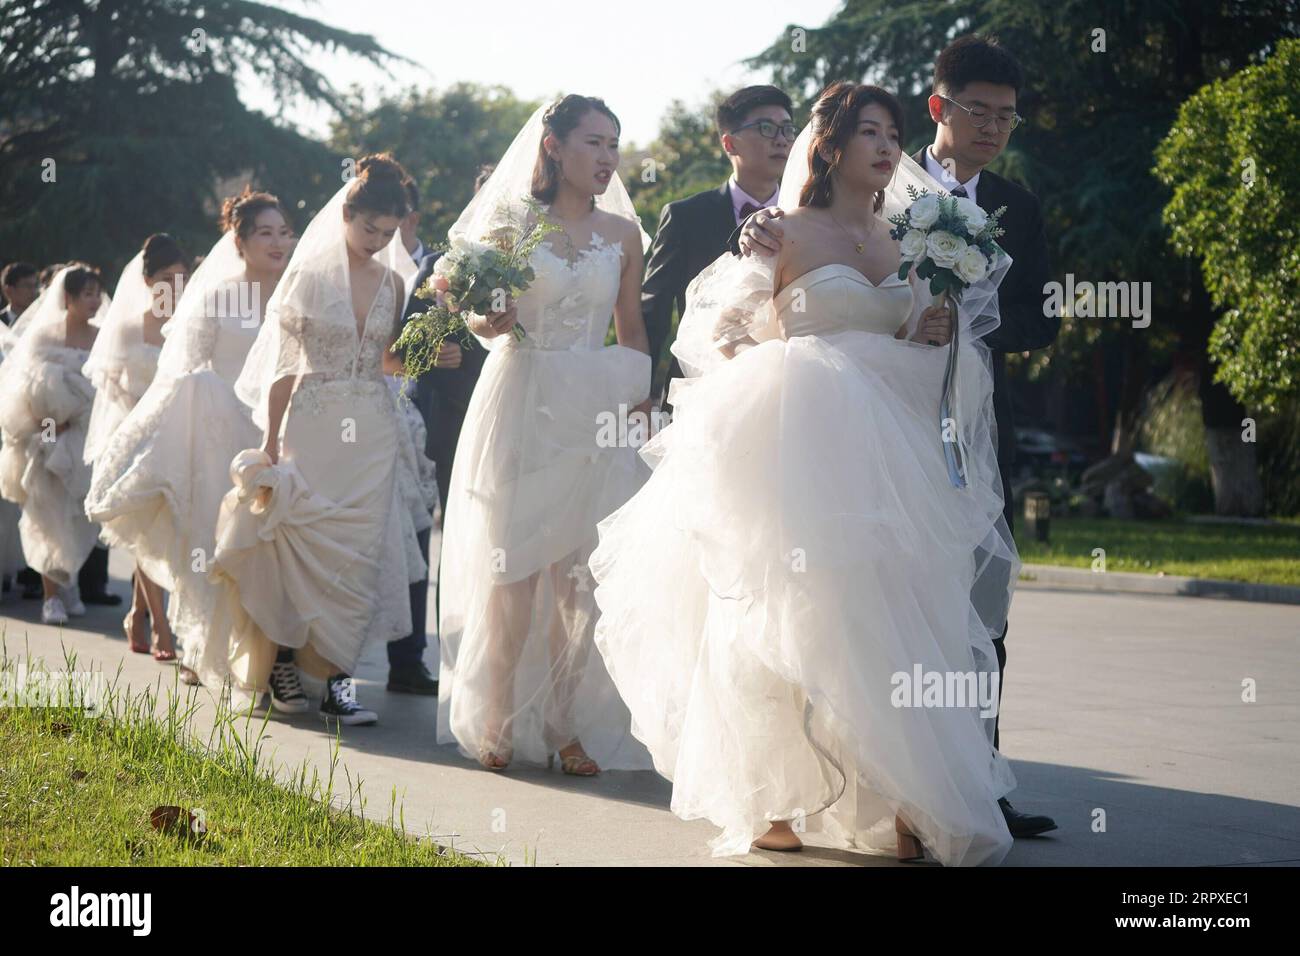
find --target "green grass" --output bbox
[0,649,488,866]
[1014,516,1300,587]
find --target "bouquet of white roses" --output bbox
[395,196,561,382]
[888,185,1006,302]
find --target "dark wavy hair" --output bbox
[799,82,904,214]
[531,95,621,205]
[220,186,288,242]
[346,153,411,219]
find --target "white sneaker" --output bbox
[42,596,69,625]
[60,585,86,616]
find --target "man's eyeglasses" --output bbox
[732,119,797,142]
[939,95,1023,132]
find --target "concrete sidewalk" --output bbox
[3,547,1298,866]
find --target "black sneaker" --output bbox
[268,656,311,714]
[320,675,378,726]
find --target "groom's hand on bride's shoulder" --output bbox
[739,207,785,257]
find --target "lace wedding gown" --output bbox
[85,280,262,684]
[213,269,428,689]
[437,232,654,770]
[0,344,99,584]
[589,261,1018,865]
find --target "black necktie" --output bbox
[738,201,760,224]
[951,185,968,198]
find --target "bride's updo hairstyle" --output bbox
[800,81,905,214]
[62,261,104,298]
[141,233,188,279]
[220,186,288,244]
[345,153,411,219]
[531,95,621,205]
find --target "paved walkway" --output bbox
[3,545,1297,866]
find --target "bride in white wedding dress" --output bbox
[215,154,426,725]
[0,264,107,624]
[85,190,292,684]
[83,234,189,660]
[589,83,1021,865]
[437,96,655,774]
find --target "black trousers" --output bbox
[78,545,110,596]
[387,527,431,669]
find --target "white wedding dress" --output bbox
[85,277,262,684]
[437,232,654,770]
[589,258,1019,865]
[214,269,428,688]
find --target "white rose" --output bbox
[908,193,941,229]
[954,245,989,284]
[925,230,967,269]
[899,228,927,260]
[953,196,988,234]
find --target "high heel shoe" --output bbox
[548,747,599,776]
[123,612,150,654]
[895,815,926,863]
[477,747,509,771]
[151,629,177,663]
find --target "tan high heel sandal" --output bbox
[548,747,599,776]
[895,815,926,863]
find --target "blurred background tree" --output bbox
[327,83,539,246]
[0,0,402,275]
[624,95,732,231]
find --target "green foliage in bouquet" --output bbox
[395,196,562,383]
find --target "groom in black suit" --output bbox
[641,86,794,409]
[738,36,1059,838]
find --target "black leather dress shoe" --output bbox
[82,590,123,606]
[387,662,439,696]
[1000,797,1057,838]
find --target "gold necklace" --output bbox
[828,207,873,254]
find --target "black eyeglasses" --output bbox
[939,95,1023,132]
[731,119,797,142]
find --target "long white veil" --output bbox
[235,180,418,432]
[449,101,651,252]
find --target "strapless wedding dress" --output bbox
[590,263,1017,865]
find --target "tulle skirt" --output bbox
[213,378,423,689]
[589,329,1018,865]
[437,341,654,770]
[0,356,99,585]
[85,368,260,683]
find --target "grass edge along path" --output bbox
[0,644,494,867]
[1013,516,1300,587]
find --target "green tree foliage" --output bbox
[0,0,402,274]
[625,95,732,227]
[1155,38,1300,412]
[327,83,539,245]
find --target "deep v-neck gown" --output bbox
[436,232,654,770]
[213,270,425,685]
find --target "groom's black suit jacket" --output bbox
[907,149,1058,531]
[642,182,739,406]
